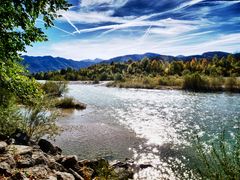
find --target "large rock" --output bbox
[38,139,62,155]
[7,145,33,156]
[0,141,7,154]
[61,155,79,169]
[11,130,30,145]
[55,171,75,180]
[0,161,12,177]
[16,154,35,168]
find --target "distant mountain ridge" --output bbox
[23,51,233,73]
[22,55,100,73]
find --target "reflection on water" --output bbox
[54,83,240,179]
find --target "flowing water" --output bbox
[54,82,240,179]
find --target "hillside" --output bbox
[23,51,232,73]
[22,56,100,73]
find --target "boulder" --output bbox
[16,154,35,168]
[61,155,79,169]
[55,171,75,180]
[139,164,152,169]
[23,165,50,179]
[0,141,7,154]
[8,145,33,156]
[0,161,12,177]
[11,130,30,145]
[38,139,62,155]
[69,168,84,180]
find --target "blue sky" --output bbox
[26,0,240,60]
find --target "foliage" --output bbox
[22,97,60,141]
[41,81,68,97]
[193,128,240,179]
[0,104,24,137]
[34,54,240,92]
[0,0,69,141]
[183,73,208,91]
[54,97,86,110]
[0,0,69,104]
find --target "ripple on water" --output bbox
[54,84,240,179]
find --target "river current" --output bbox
[54,83,240,179]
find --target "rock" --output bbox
[48,161,66,172]
[61,155,79,169]
[77,166,94,180]
[114,167,134,180]
[11,130,30,145]
[16,154,35,168]
[32,150,48,165]
[8,145,33,156]
[78,159,91,167]
[85,158,109,171]
[0,141,7,154]
[10,172,28,180]
[23,165,50,179]
[0,161,12,177]
[69,168,84,180]
[38,139,62,155]
[0,154,16,168]
[56,171,75,180]
[112,161,130,169]
[139,164,152,169]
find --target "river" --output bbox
[54,82,240,179]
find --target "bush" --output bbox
[0,105,24,137]
[183,73,208,91]
[22,97,60,141]
[41,81,68,97]
[114,73,123,81]
[55,97,86,110]
[193,129,240,179]
[225,77,237,91]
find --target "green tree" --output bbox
[0,0,69,104]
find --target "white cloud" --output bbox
[80,0,128,8]
[58,10,134,24]
[26,32,240,60]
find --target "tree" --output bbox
[0,0,70,104]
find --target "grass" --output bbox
[108,75,240,92]
[54,97,86,110]
[192,128,240,179]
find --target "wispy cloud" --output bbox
[28,0,240,59]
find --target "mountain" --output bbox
[103,51,231,63]
[23,51,233,73]
[102,52,175,64]
[22,55,101,73]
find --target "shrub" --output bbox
[22,97,60,141]
[55,97,86,110]
[41,81,68,97]
[183,73,208,91]
[193,129,240,179]
[225,77,237,91]
[0,104,24,137]
[114,73,124,81]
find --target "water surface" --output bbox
[54,83,240,179]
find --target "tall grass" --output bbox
[193,128,240,179]
[41,81,68,97]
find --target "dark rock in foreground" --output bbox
[0,138,152,179]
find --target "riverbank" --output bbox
[107,76,240,92]
[0,135,152,179]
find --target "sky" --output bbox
[26,0,240,60]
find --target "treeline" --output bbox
[33,54,240,81]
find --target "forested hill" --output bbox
[22,55,100,73]
[23,51,235,73]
